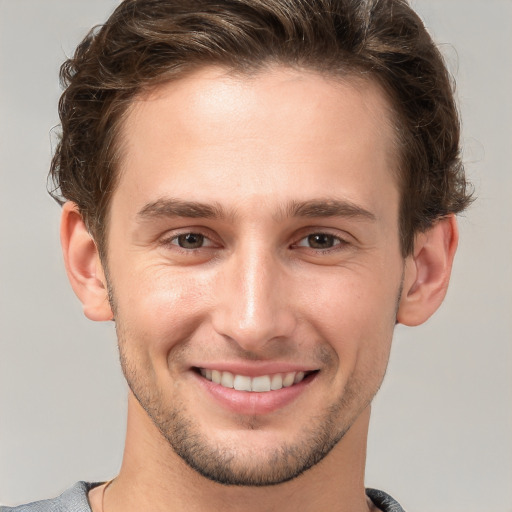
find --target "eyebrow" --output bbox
[284,199,376,221]
[136,197,376,222]
[137,198,228,220]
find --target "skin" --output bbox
[63,66,458,512]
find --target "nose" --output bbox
[211,243,297,352]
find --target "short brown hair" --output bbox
[49,0,471,257]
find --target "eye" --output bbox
[296,233,344,250]
[170,233,210,249]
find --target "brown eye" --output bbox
[175,233,205,249]
[305,233,337,249]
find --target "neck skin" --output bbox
[89,392,378,512]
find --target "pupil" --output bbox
[308,233,333,249]
[178,233,204,249]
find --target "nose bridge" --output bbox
[213,239,295,350]
[240,246,272,329]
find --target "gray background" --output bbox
[1,1,511,510]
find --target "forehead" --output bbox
[113,66,399,221]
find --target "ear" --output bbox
[60,201,113,321]
[397,215,459,326]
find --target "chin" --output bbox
[165,419,349,487]
[131,382,357,487]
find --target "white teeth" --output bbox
[282,372,295,387]
[221,371,234,388]
[294,371,305,384]
[251,375,271,392]
[200,369,310,392]
[233,375,252,391]
[270,374,283,390]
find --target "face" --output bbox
[105,66,404,485]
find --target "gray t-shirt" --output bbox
[1,482,405,511]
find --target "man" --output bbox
[1,0,471,511]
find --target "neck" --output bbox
[101,393,374,512]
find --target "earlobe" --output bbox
[61,202,113,322]
[397,215,459,326]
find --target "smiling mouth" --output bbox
[196,368,317,392]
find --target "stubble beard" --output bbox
[108,274,402,487]
[150,391,352,487]
[116,332,377,487]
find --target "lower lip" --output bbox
[194,371,317,415]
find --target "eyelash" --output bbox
[161,231,218,252]
[160,230,349,253]
[293,232,349,253]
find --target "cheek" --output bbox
[297,267,399,376]
[299,266,400,331]
[112,265,214,356]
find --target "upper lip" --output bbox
[192,362,319,377]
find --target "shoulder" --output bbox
[0,482,99,512]
[366,488,406,512]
